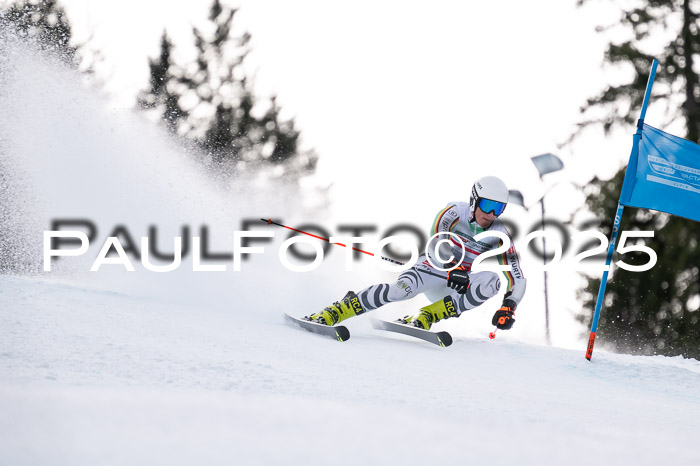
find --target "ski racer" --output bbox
[306,175,527,332]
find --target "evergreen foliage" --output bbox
[137,0,316,180]
[137,33,188,135]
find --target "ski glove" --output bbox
[492,299,517,330]
[446,266,470,294]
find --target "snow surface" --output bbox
[2,29,700,466]
[2,274,700,466]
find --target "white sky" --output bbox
[55,0,637,204]
[12,0,665,346]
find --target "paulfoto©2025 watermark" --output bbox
[42,218,658,274]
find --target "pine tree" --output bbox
[138,0,316,180]
[576,0,700,357]
[137,32,188,135]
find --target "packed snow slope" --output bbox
[2,29,700,466]
[2,274,700,466]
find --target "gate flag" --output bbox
[620,123,700,222]
[586,58,700,361]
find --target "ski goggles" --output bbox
[477,198,507,216]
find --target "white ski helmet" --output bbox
[469,176,509,218]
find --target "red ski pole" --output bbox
[260,218,405,265]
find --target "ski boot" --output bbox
[399,296,459,330]
[306,291,366,326]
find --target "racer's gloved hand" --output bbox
[446,266,470,294]
[492,299,516,330]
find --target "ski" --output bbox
[284,313,350,342]
[370,319,453,347]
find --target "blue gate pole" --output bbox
[585,59,658,361]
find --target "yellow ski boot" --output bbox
[400,296,458,330]
[306,291,366,326]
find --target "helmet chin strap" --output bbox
[469,185,479,218]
